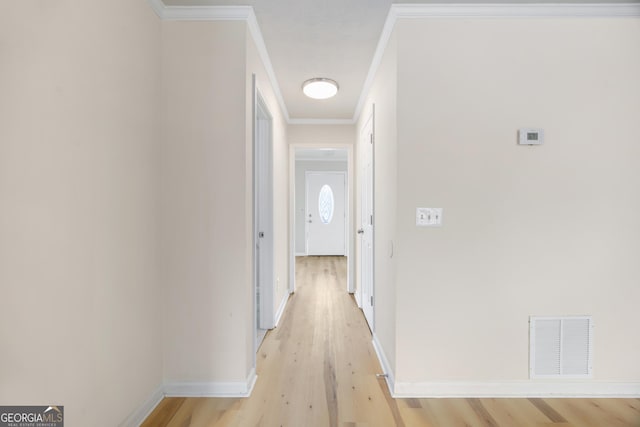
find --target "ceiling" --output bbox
[162,0,639,122]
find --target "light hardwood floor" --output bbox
[142,256,640,427]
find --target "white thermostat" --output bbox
[518,129,544,145]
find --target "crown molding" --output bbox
[392,3,640,19]
[353,2,640,123]
[147,0,164,18]
[162,6,251,21]
[149,2,254,21]
[352,5,398,124]
[246,9,291,122]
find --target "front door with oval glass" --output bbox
[305,171,346,256]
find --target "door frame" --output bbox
[253,76,275,360]
[305,171,347,256]
[289,145,355,294]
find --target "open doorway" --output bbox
[291,147,353,295]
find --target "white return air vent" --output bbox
[530,316,593,379]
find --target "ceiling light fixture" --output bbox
[302,78,339,100]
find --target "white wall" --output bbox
[160,21,251,384]
[288,125,355,146]
[0,1,163,425]
[356,30,399,382]
[294,160,348,255]
[160,19,289,389]
[394,18,640,389]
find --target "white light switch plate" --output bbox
[416,208,443,227]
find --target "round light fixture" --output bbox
[302,78,339,100]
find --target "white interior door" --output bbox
[255,90,274,337]
[359,115,374,331]
[306,172,346,256]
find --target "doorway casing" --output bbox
[289,145,355,295]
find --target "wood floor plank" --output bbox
[545,398,639,427]
[140,397,185,427]
[528,398,568,423]
[398,407,436,427]
[142,256,640,427]
[481,398,553,427]
[466,398,500,427]
[597,398,640,426]
[417,399,484,427]
[378,377,406,427]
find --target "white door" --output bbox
[255,90,274,336]
[359,114,374,331]
[306,172,346,256]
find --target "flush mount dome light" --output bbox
[302,78,339,100]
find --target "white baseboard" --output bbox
[274,294,289,328]
[393,380,640,398]
[165,368,257,398]
[295,252,306,257]
[372,333,395,396]
[118,384,164,427]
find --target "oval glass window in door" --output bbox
[318,185,335,224]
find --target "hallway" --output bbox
[143,256,400,426]
[142,256,640,426]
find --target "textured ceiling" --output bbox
[162,0,640,121]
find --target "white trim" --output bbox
[392,3,640,19]
[246,10,291,122]
[372,333,395,396]
[352,8,398,123]
[164,369,257,398]
[289,118,355,125]
[353,2,640,122]
[289,146,297,294]
[355,290,362,308]
[393,381,640,398]
[160,5,253,21]
[118,385,164,427]
[146,0,165,18]
[274,293,290,328]
[251,74,259,373]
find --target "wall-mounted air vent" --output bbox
[529,316,593,379]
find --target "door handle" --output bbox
[357,228,364,234]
